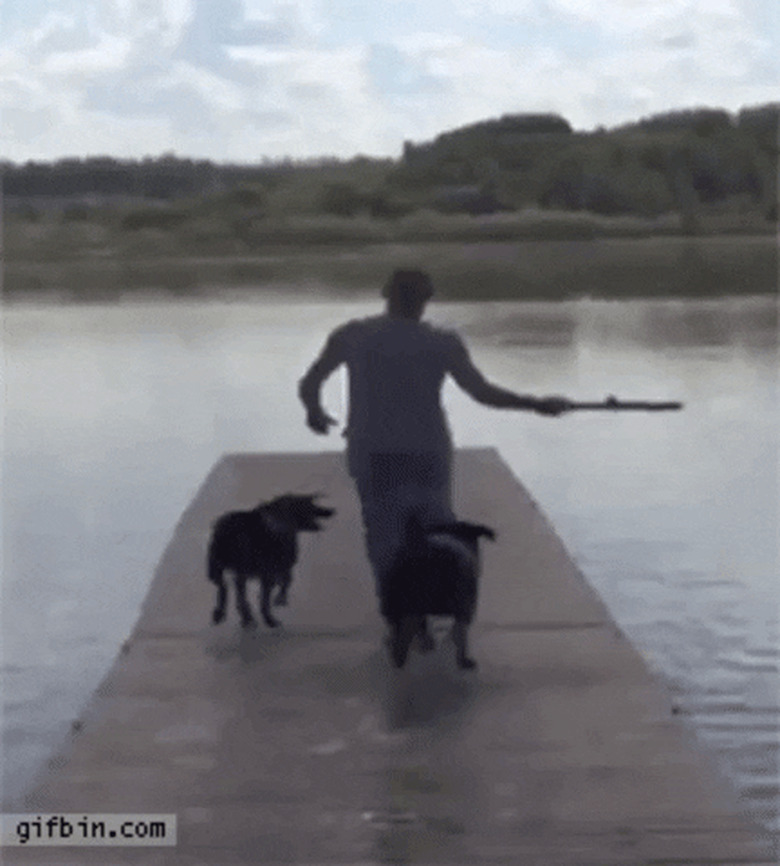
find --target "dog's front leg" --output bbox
[234,575,256,629]
[259,578,281,628]
[452,621,477,670]
[211,575,228,625]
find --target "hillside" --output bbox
[3,103,777,227]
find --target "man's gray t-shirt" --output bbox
[323,315,468,470]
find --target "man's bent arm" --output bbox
[470,383,539,410]
[298,332,345,417]
[447,337,539,410]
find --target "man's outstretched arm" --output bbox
[298,332,345,434]
[447,335,571,416]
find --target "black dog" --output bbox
[381,513,495,670]
[208,494,335,629]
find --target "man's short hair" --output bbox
[382,269,434,301]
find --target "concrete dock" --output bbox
[6,449,774,864]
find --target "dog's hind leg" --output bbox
[273,571,291,607]
[211,575,228,625]
[416,617,435,653]
[234,575,257,629]
[452,621,477,670]
[390,615,423,668]
[259,578,281,628]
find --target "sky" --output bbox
[1,0,777,164]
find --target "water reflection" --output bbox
[2,294,777,836]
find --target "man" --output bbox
[299,268,571,602]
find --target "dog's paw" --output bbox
[240,618,258,630]
[457,656,478,671]
[211,609,226,625]
[391,646,408,668]
[263,617,281,629]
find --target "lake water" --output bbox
[1,293,777,838]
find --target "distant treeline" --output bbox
[394,104,777,222]
[3,103,778,225]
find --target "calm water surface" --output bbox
[2,294,777,836]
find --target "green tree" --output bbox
[318,182,365,216]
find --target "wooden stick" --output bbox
[569,396,683,411]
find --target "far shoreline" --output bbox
[3,232,777,305]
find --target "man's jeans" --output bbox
[350,451,454,597]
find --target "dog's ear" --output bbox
[473,523,496,542]
[294,491,326,503]
[309,494,335,515]
[298,493,335,518]
[433,521,496,543]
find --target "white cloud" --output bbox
[41,33,133,75]
[0,0,776,161]
[245,0,327,41]
[223,44,390,155]
[105,0,195,47]
[551,0,707,34]
[453,0,541,20]
[551,0,765,55]
[170,61,246,112]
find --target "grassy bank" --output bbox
[4,209,777,302]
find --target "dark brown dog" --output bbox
[381,513,495,670]
[208,494,335,629]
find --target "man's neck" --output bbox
[385,307,424,322]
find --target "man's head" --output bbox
[382,269,434,319]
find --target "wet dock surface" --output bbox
[6,449,774,864]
